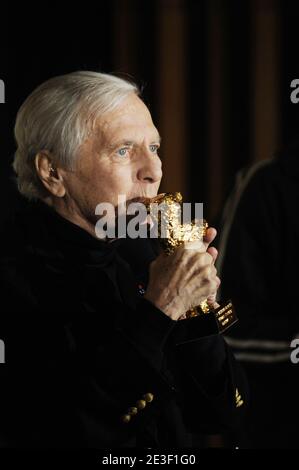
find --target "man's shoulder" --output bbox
[0,201,50,305]
[0,201,35,264]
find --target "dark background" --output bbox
[1,0,299,223]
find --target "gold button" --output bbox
[143,393,154,403]
[128,406,138,416]
[121,414,131,423]
[136,399,146,410]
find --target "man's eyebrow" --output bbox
[106,140,133,150]
[108,135,162,149]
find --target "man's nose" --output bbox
[137,152,162,184]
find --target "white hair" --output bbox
[13,71,139,199]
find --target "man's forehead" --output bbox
[99,94,150,123]
[96,116,160,143]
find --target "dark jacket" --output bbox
[0,200,247,448]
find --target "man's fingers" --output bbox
[203,227,217,249]
[182,228,217,253]
[207,246,218,262]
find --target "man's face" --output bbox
[61,93,162,225]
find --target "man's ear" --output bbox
[35,151,66,198]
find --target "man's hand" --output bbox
[144,227,220,321]
[199,227,220,309]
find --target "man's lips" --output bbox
[113,196,151,222]
[111,194,165,227]
[127,193,166,206]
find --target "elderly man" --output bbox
[0,71,246,448]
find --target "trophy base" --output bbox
[186,300,237,334]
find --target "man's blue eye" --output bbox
[117,148,128,157]
[150,145,159,153]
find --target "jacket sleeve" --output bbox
[176,332,248,434]
[169,316,248,435]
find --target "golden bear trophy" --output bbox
[143,192,237,333]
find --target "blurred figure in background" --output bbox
[217,146,299,448]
